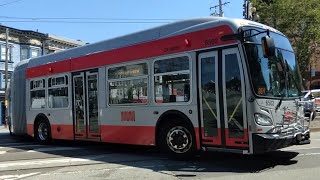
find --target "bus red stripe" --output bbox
[28,124,203,148]
[225,129,249,147]
[26,25,235,79]
[194,127,201,150]
[201,128,222,145]
[27,124,33,137]
[100,125,155,145]
[51,124,74,140]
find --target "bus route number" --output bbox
[121,111,136,122]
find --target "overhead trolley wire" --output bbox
[0,16,181,21]
[0,0,24,7]
[0,20,172,24]
[0,16,180,24]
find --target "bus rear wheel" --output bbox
[35,120,51,144]
[159,122,195,158]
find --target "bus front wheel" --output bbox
[159,122,195,158]
[35,120,52,144]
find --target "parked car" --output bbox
[311,89,320,112]
[302,90,320,120]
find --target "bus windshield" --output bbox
[243,27,302,98]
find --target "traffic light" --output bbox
[243,1,248,19]
[247,2,253,20]
[244,1,259,21]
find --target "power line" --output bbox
[0,0,24,7]
[0,16,181,21]
[0,16,179,24]
[0,20,172,24]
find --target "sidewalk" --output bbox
[0,125,9,133]
[310,113,320,132]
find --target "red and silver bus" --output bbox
[10,17,310,156]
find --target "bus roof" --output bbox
[25,17,282,69]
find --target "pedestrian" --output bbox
[7,116,12,136]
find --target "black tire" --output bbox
[159,121,196,158]
[35,119,52,144]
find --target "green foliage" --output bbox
[253,0,320,88]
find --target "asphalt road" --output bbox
[0,130,320,180]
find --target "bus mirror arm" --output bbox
[220,33,243,42]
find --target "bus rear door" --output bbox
[72,69,101,140]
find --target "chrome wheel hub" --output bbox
[38,123,48,141]
[167,126,192,153]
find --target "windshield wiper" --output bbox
[275,95,284,111]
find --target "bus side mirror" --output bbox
[261,36,275,58]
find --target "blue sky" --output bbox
[0,0,244,43]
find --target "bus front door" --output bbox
[72,70,100,140]
[199,48,248,149]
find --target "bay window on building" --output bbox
[20,45,41,60]
[0,44,12,62]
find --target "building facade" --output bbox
[309,48,320,90]
[0,25,85,101]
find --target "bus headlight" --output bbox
[254,113,273,126]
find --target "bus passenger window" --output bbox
[108,63,148,105]
[154,56,190,103]
[31,90,46,108]
[30,79,46,109]
[154,74,190,103]
[48,76,69,108]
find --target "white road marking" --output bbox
[0,144,44,149]
[0,146,83,155]
[283,146,320,151]
[0,155,105,169]
[0,172,40,180]
[298,152,320,156]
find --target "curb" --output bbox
[311,128,320,132]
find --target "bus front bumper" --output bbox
[252,133,296,154]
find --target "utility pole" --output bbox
[4,28,9,128]
[219,0,223,17]
[310,63,312,90]
[210,0,230,17]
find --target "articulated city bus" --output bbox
[10,17,310,156]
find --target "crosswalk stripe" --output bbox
[298,152,320,156]
[0,146,84,155]
[0,155,106,171]
[0,172,40,180]
[283,146,320,151]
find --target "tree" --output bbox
[253,0,320,88]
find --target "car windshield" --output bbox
[243,27,302,98]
